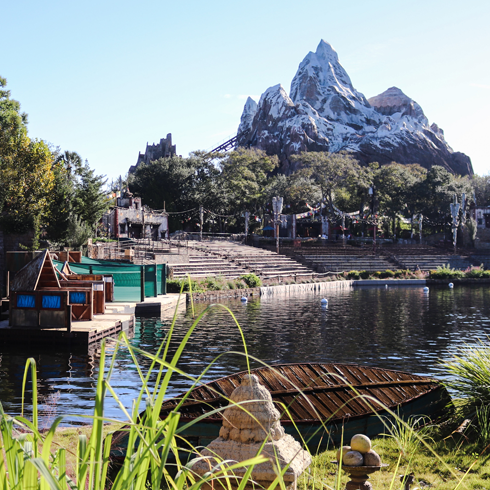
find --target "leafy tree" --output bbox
[45,151,109,244]
[218,148,278,214]
[471,174,490,207]
[417,166,473,233]
[373,163,426,237]
[0,76,55,233]
[130,155,196,212]
[72,162,109,232]
[291,151,361,215]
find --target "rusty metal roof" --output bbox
[160,363,443,424]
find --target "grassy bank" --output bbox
[42,420,490,489]
[301,432,490,490]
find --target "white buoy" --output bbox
[423,286,429,292]
[449,283,454,288]
[321,298,328,306]
[241,296,248,302]
[385,284,388,289]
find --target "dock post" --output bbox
[140,266,145,302]
[67,305,72,333]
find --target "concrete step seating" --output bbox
[469,255,490,269]
[300,255,395,273]
[170,251,249,279]
[394,255,472,271]
[186,241,317,280]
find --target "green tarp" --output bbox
[53,258,166,302]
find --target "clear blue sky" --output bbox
[2,0,489,182]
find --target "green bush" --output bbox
[359,270,370,279]
[373,271,382,278]
[166,278,204,293]
[465,266,484,278]
[202,276,224,291]
[379,270,395,278]
[347,270,360,280]
[430,264,465,279]
[240,273,262,288]
[227,281,236,289]
[166,279,183,293]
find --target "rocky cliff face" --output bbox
[237,41,473,176]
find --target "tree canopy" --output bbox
[0,76,55,232]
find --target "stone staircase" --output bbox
[171,241,316,281]
[169,241,490,281]
[170,251,249,279]
[394,252,490,271]
[298,255,396,273]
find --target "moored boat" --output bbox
[111,362,450,457]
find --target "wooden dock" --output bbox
[0,294,182,353]
[0,311,134,352]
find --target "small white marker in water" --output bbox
[321,298,328,306]
[423,287,429,292]
[241,296,247,302]
[449,283,454,288]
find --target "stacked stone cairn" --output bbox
[191,374,311,490]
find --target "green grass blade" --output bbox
[31,457,63,490]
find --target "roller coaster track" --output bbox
[210,129,250,153]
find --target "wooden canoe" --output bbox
[111,362,451,458]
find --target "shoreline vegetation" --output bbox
[2,285,490,489]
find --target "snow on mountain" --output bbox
[236,40,473,176]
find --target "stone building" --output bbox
[105,190,168,240]
[129,133,176,173]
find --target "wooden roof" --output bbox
[159,362,443,424]
[9,249,60,292]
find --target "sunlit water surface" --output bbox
[1,285,490,425]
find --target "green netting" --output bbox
[157,265,166,295]
[53,260,166,302]
[144,265,156,298]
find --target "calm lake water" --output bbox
[1,284,490,426]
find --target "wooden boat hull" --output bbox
[111,362,451,458]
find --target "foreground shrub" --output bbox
[441,338,490,416]
[359,270,370,279]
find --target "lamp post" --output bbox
[244,211,250,239]
[199,205,203,242]
[341,212,346,248]
[272,196,284,254]
[369,186,377,255]
[450,195,460,254]
[419,214,423,244]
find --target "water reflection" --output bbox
[1,285,490,425]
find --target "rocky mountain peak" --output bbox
[368,87,427,123]
[237,96,258,135]
[290,40,373,122]
[237,41,473,176]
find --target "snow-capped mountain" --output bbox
[237,40,473,176]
